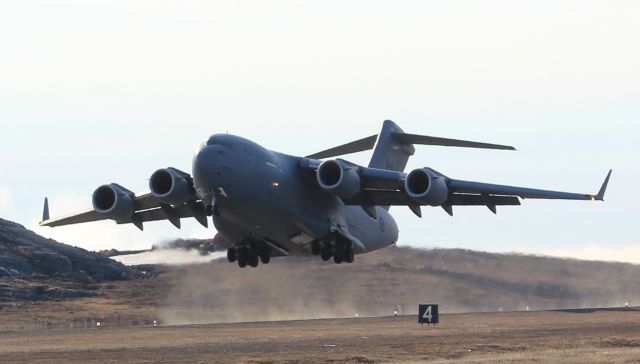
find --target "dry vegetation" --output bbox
[3,231,640,363]
[2,245,640,330]
[160,246,640,324]
[1,310,639,363]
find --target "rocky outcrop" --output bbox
[0,218,132,281]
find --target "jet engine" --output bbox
[92,184,135,221]
[317,160,361,198]
[149,168,194,205]
[404,168,449,206]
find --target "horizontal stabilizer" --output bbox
[306,123,516,160]
[306,135,378,160]
[391,133,516,151]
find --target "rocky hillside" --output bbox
[0,218,131,281]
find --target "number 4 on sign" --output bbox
[419,304,439,326]
[423,306,432,322]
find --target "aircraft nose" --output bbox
[192,145,220,191]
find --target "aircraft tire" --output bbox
[238,247,249,268]
[260,251,271,264]
[248,254,259,268]
[321,246,332,261]
[345,248,354,263]
[227,248,237,263]
[311,241,321,255]
[333,242,345,264]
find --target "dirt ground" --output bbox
[0,309,639,363]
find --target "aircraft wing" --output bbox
[371,169,608,216]
[40,192,209,231]
[301,158,611,217]
[446,177,611,201]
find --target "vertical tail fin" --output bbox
[368,120,415,172]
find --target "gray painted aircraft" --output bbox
[41,120,611,268]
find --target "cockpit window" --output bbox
[206,136,234,149]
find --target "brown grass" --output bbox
[0,311,639,363]
[2,246,640,330]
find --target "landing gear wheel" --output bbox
[260,251,271,264]
[227,248,237,263]
[321,245,333,262]
[345,248,355,264]
[333,242,346,264]
[238,247,249,268]
[248,254,259,268]
[311,241,321,256]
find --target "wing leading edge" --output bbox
[40,192,208,231]
[450,169,612,202]
[301,157,611,217]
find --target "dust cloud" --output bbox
[112,238,225,266]
[114,249,226,266]
[154,246,640,326]
[159,260,382,325]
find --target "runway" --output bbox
[1,309,639,363]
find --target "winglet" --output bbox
[42,198,50,223]
[595,170,612,201]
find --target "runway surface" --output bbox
[1,309,639,363]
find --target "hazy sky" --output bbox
[1,1,638,262]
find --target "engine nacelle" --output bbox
[149,168,194,205]
[404,168,449,206]
[317,160,361,198]
[92,184,135,221]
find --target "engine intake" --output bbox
[92,184,135,221]
[405,168,449,206]
[149,168,194,205]
[317,160,361,198]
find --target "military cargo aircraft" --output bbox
[41,120,611,268]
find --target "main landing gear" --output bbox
[227,246,271,268]
[311,238,355,264]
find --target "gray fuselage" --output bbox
[191,134,399,256]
